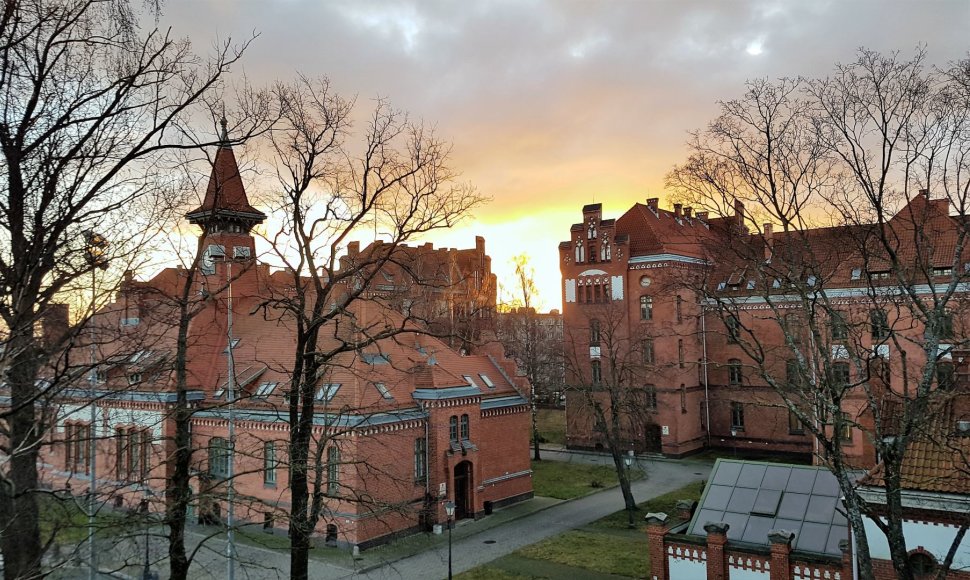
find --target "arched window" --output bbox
[326,445,340,496]
[908,551,936,576]
[938,362,955,390]
[208,437,230,479]
[460,414,470,440]
[449,416,458,443]
[575,240,584,263]
[728,359,743,385]
[726,315,740,343]
[640,295,653,320]
[591,360,602,386]
[833,362,851,386]
[871,309,890,341]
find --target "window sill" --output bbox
[263,482,277,489]
[789,430,805,435]
[730,427,745,433]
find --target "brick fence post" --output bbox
[645,512,669,580]
[767,530,794,580]
[704,522,730,580]
[839,539,853,580]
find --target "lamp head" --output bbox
[444,500,455,517]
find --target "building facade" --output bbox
[560,195,970,463]
[44,137,532,551]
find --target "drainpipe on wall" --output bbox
[701,304,711,447]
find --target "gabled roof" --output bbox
[687,459,847,557]
[615,203,719,260]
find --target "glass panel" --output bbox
[795,522,830,553]
[761,466,792,490]
[826,525,849,555]
[812,472,841,496]
[720,512,749,540]
[690,509,725,535]
[726,487,757,513]
[737,464,767,488]
[711,461,743,486]
[703,485,733,511]
[805,495,838,523]
[751,489,782,516]
[741,515,774,544]
[786,468,818,494]
[777,492,810,520]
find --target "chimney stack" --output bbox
[734,199,745,221]
[684,207,693,218]
[348,241,360,257]
[919,188,929,197]
[696,211,709,221]
[646,198,659,210]
[764,223,774,261]
[673,203,682,217]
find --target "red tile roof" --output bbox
[186,145,264,220]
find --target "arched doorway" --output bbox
[453,461,473,520]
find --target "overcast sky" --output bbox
[159,0,969,310]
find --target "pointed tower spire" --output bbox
[185,125,266,234]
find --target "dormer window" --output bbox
[374,382,393,400]
[315,383,341,402]
[463,375,480,389]
[933,267,953,278]
[479,374,495,389]
[254,382,278,398]
[127,373,142,385]
[869,270,891,280]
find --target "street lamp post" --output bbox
[223,258,237,580]
[444,501,455,580]
[83,230,108,580]
[623,453,634,528]
[141,489,155,580]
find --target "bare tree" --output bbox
[667,48,970,580]
[563,302,657,527]
[0,0,257,576]
[257,77,484,580]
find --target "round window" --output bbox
[909,552,936,576]
[639,276,652,287]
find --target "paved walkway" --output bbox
[68,451,710,579]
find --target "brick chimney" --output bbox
[764,223,774,261]
[347,241,360,257]
[673,203,682,217]
[683,207,693,218]
[734,199,745,222]
[645,513,670,580]
[646,198,659,211]
[696,211,709,221]
[768,529,794,580]
[704,522,729,580]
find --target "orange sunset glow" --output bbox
[156,1,968,310]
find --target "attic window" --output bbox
[869,270,891,280]
[716,282,726,291]
[806,275,817,287]
[850,268,862,280]
[479,374,495,389]
[463,375,480,389]
[127,373,142,385]
[363,353,390,365]
[374,382,393,400]
[130,350,148,363]
[316,383,341,402]
[746,280,755,290]
[224,338,240,353]
[772,279,781,289]
[727,283,740,291]
[933,267,953,277]
[254,382,278,398]
[214,388,225,399]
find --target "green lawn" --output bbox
[536,408,565,445]
[531,460,640,500]
[459,481,704,579]
[519,530,647,578]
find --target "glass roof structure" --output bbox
[687,459,848,556]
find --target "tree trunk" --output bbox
[531,398,541,461]
[0,331,44,580]
[289,426,311,580]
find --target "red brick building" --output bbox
[45,137,532,550]
[560,194,970,463]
